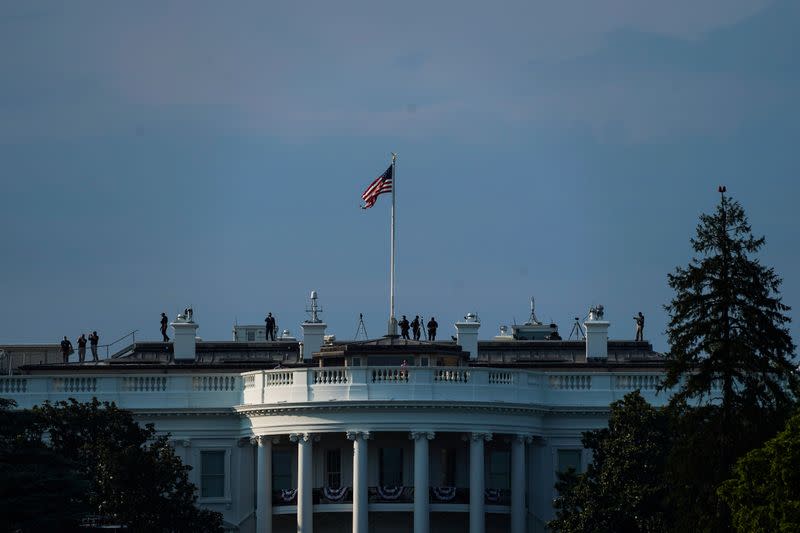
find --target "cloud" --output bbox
[0,0,791,142]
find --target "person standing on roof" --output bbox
[89,331,100,362]
[427,317,438,341]
[160,312,170,342]
[77,333,87,363]
[634,312,645,342]
[60,336,73,363]
[399,315,410,339]
[411,316,421,340]
[265,313,276,341]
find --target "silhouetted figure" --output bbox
[265,313,276,341]
[634,312,645,342]
[160,312,169,342]
[399,315,410,339]
[89,331,100,362]
[77,334,87,363]
[411,316,421,340]
[60,336,73,363]
[427,317,438,341]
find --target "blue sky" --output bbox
[0,0,797,352]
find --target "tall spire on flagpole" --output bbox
[388,152,398,336]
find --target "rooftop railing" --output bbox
[0,367,673,411]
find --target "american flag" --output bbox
[361,165,393,209]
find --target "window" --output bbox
[200,450,226,498]
[379,448,403,486]
[351,357,361,367]
[439,448,456,486]
[420,357,429,367]
[488,450,510,489]
[273,449,292,489]
[247,330,255,342]
[557,449,582,474]
[326,449,342,488]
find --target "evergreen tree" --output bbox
[664,189,796,413]
[662,189,798,530]
[549,391,671,533]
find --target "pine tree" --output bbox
[664,188,796,413]
[662,188,798,530]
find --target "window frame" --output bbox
[198,448,231,502]
[326,448,342,488]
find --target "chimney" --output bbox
[455,312,480,360]
[172,308,199,361]
[584,305,609,360]
[300,291,326,363]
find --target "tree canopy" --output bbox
[1,397,223,533]
[549,391,671,533]
[663,191,797,412]
[661,191,798,530]
[718,410,800,532]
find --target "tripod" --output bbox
[568,317,585,340]
[416,315,427,341]
[354,313,369,340]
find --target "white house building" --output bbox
[0,301,669,533]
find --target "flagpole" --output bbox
[388,152,397,336]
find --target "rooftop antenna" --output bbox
[305,290,323,323]
[354,313,369,340]
[529,296,540,325]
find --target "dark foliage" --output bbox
[0,399,89,532]
[718,410,800,532]
[661,192,798,530]
[32,398,223,533]
[549,391,671,533]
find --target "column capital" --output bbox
[250,435,279,447]
[289,432,313,443]
[346,430,372,441]
[470,432,492,442]
[514,433,534,444]
[172,438,191,448]
[409,431,435,441]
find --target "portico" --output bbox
[248,428,531,533]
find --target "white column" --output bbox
[410,432,434,533]
[347,431,370,533]
[291,433,313,533]
[253,436,273,533]
[470,433,491,533]
[511,434,532,533]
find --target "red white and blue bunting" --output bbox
[484,488,502,503]
[432,486,457,502]
[322,486,349,502]
[376,485,404,500]
[279,488,298,503]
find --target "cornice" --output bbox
[234,401,610,418]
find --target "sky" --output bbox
[0,0,798,353]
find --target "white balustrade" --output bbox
[0,377,27,393]
[122,376,167,392]
[192,375,238,391]
[488,371,514,385]
[615,374,661,390]
[1,368,675,411]
[548,374,591,390]
[265,371,294,386]
[434,368,470,383]
[53,377,97,393]
[371,367,409,383]
[314,369,348,385]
